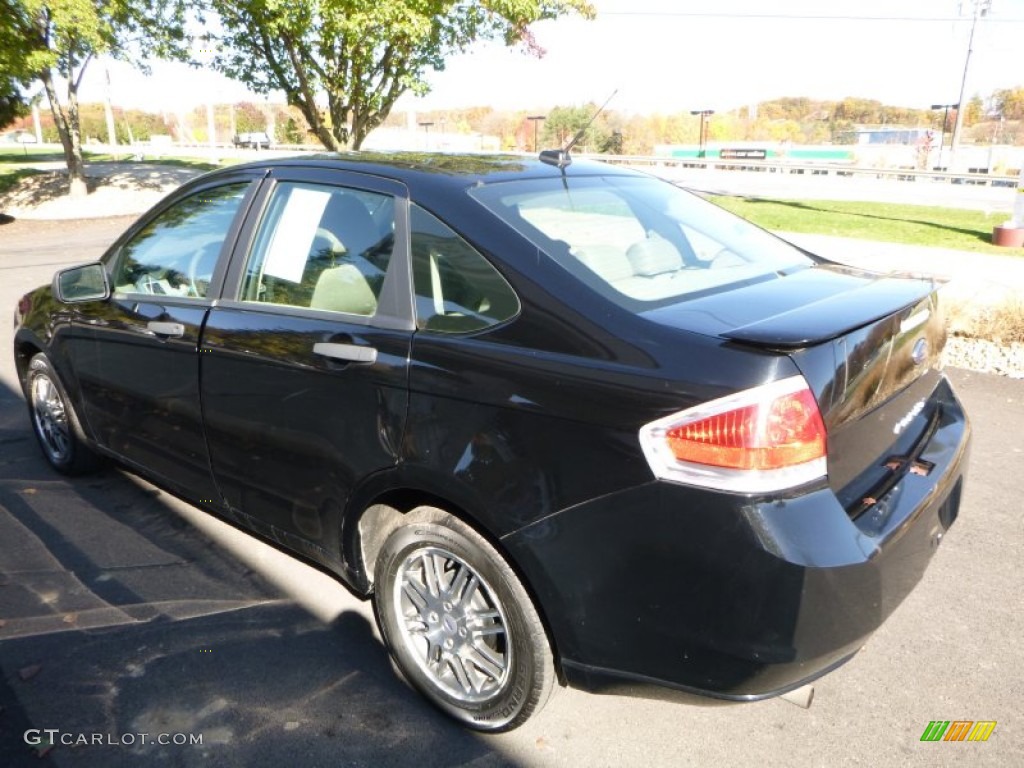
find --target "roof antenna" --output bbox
[539,89,618,170]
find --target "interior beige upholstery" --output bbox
[573,245,635,282]
[626,233,685,276]
[310,264,377,315]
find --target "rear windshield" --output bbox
[468,175,813,307]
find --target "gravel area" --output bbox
[3,162,1023,379]
[944,337,1024,378]
[0,162,202,220]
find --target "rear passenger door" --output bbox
[200,169,413,562]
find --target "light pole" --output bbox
[103,66,118,150]
[418,121,434,150]
[950,0,992,169]
[690,110,714,158]
[527,115,546,152]
[930,103,958,169]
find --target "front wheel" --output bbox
[373,508,556,731]
[25,353,102,475]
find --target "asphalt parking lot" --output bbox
[1,217,1022,767]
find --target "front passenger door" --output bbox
[71,178,258,500]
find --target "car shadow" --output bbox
[0,380,519,767]
[0,607,504,767]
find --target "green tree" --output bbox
[282,116,304,144]
[0,75,28,129]
[208,0,594,151]
[2,0,189,195]
[0,2,34,128]
[541,103,614,152]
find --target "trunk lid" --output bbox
[645,263,947,512]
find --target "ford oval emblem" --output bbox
[911,338,929,365]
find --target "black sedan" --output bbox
[12,153,970,731]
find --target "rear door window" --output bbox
[240,182,395,317]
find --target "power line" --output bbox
[601,12,1024,22]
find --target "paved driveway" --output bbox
[1,218,1022,767]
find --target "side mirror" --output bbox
[54,263,110,303]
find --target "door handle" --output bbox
[313,342,378,364]
[147,321,185,338]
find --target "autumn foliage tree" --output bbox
[994,87,1024,120]
[208,0,594,151]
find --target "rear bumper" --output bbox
[504,376,970,700]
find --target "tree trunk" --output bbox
[40,70,87,197]
[327,91,351,149]
[65,71,87,197]
[351,115,368,150]
[286,95,338,151]
[313,118,339,151]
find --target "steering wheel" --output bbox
[187,246,213,297]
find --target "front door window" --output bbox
[110,183,250,299]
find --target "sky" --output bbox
[78,0,1024,116]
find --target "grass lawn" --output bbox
[0,147,121,163]
[0,147,68,163]
[0,146,230,172]
[709,196,1023,257]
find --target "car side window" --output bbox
[241,182,395,317]
[110,183,250,299]
[410,204,520,333]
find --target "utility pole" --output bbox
[31,99,43,144]
[103,66,118,150]
[690,110,714,158]
[419,121,434,150]
[206,101,216,152]
[527,115,546,152]
[950,0,992,169]
[930,103,958,169]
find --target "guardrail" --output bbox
[594,154,1020,189]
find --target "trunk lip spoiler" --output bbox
[722,274,939,349]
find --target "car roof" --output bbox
[226,152,642,191]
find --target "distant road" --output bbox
[633,164,1018,213]
[8,142,1018,213]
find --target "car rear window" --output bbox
[468,175,813,307]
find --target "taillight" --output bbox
[639,376,827,493]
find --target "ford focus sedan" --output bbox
[12,153,970,730]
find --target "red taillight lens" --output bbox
[639,376,828,493]
[666,387,825,470]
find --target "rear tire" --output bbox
[373,507,555,731]
[25,353,102,475]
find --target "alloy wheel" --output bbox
[392,546,511,703]
[31,372,71,465]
